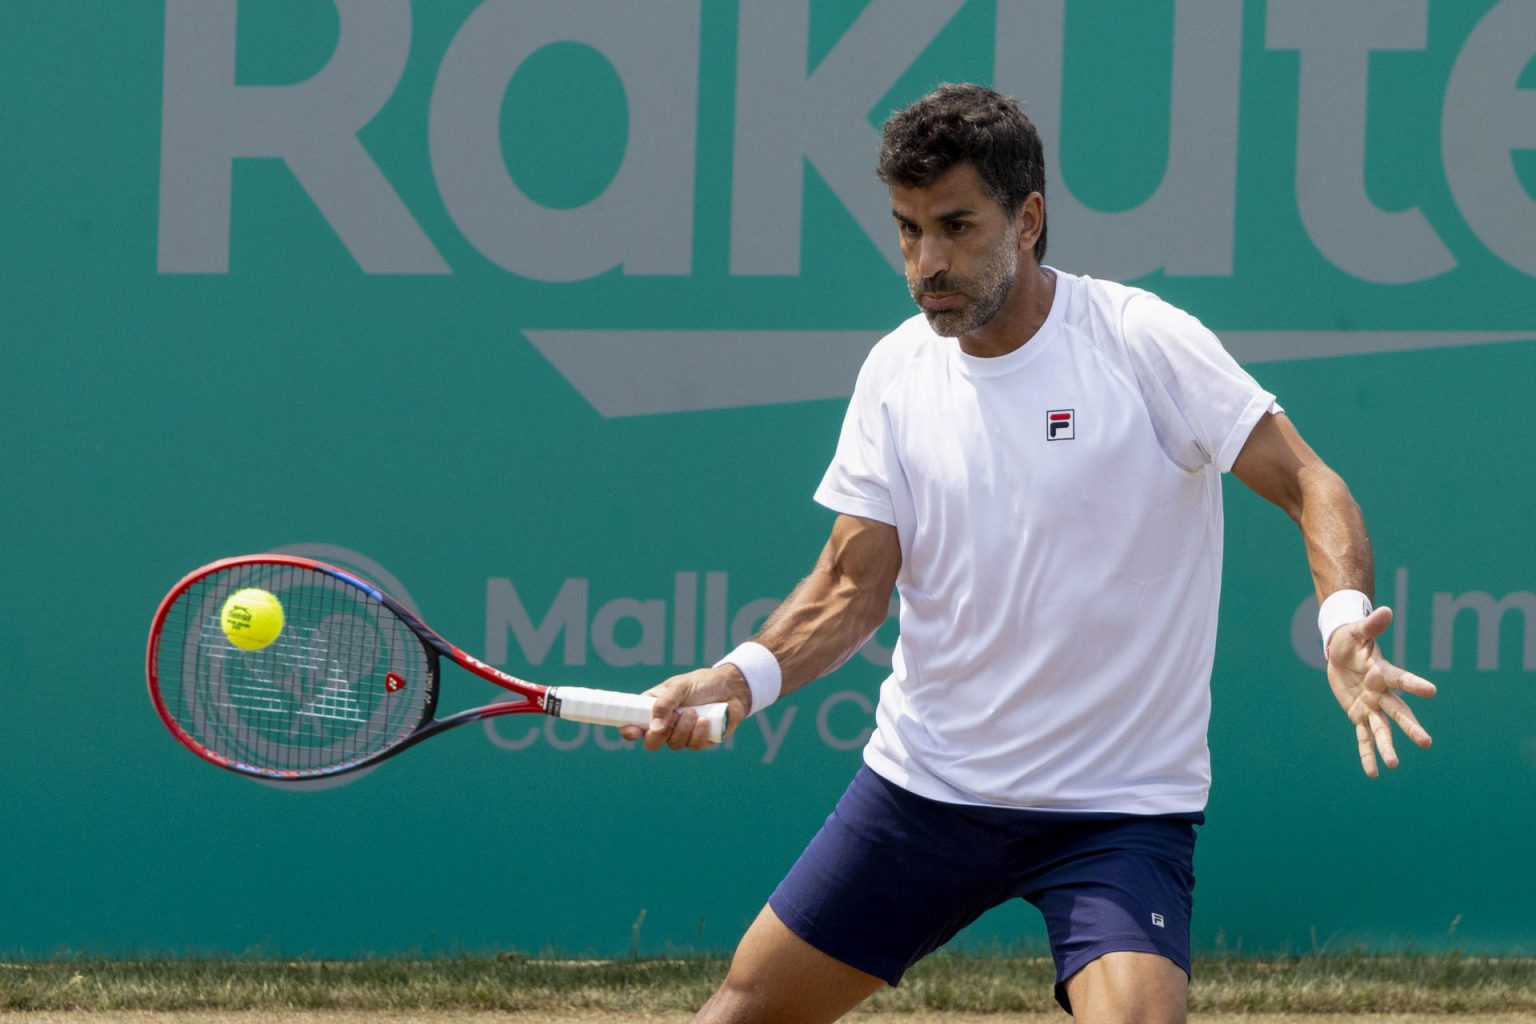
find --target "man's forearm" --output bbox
[1297,465,1375,601]
[744,515,901,699]
[1230,412,1375,603]
[754,568,890,696]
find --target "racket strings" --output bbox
[155,562,434,777]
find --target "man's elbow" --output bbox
[1296,462,1359,525]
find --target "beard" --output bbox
[908,233,1020,337]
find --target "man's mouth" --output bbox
[920,292,962,311]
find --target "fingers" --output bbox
[666,706,717,750]
[637,687,701,751]
[617,669,743,751]
[617,707,709,750]
[1359,605,1394,641]
[1329,624,1436,773]
[639,703,720,751]
[1330,606,1394,663]
[1369,711,1398,770]
[1352,693,1433,777]
[1379,692,1433,749]
[1352,714,1398,777]
[615,682,681,747]
[1389,666,1437,699]
[618,686,665,744]
[646,685,684,749]
[1356,720,1378,778]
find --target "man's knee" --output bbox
[690,905,885,1024]
[1062,950,1188,1024]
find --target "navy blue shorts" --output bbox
[768,767,1201,1014]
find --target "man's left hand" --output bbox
[1326,606,1436,777]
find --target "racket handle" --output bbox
[546,687,728,745]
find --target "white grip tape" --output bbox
[545,687,728,744]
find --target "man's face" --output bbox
[890,163,1022,338]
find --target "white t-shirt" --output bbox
[814,269,1277,814]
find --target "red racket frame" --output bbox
[147,554,586,779]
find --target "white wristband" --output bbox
[714,641,782,716]
[1318,589,1373,659]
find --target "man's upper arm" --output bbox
[1231,411,1325,520]
[822,513,902,599]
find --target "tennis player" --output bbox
[622,83,1436,1023]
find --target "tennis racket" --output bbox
[147,554,728,780]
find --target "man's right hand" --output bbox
[620,665,752,751]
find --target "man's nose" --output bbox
[915,236,950,282]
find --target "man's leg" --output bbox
[693,904,886,1024]
[1062,950,1188,1024]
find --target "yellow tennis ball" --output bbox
[221,588,284,651]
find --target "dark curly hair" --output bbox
[877,83,1047,262]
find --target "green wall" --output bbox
[2,0,1533,958]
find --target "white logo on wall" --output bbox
[155,1,1536,416]
[247,543,422,791]
[482,571,893,763]
[247,552,877,773]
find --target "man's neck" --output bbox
[958,264,1057,359]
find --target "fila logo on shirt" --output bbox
[1047,409,1075,440]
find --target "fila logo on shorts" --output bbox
[1047,409,1075,440]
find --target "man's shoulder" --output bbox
[1055,270,1177,329]
[1054,269,1209,352]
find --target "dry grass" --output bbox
[2,955,1534,1017]
[6,1014,1536,1024]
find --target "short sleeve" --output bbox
[813,347,900,525]
[1121,293,1280,473]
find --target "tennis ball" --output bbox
[221,588,284,651]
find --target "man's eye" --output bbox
[946,221,969,234]
[899,222,920,236]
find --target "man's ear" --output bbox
[1016,192,1045,258]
